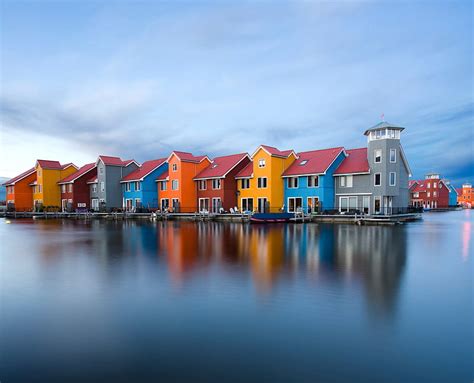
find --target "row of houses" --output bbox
[3,121,467,215]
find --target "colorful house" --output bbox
[156,151,211,213]
[235,145,297,213]
[445,181,458,207]
[89,155,139,211]
[33,160,78,210]
[334,122,412,215]
[457,183,473,208]
[409,174,451,209]
[3,167,36,211]
[282,147,346,213]
[194,153,250,213]
[58,163,97,211]
[120,158,168,211]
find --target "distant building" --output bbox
[409,173,454,209]
[58,163,97,211]
[333,122,411,214]
[457,183,473,208]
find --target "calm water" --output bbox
[0,211,472,383]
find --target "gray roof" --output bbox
[364,121,405,135]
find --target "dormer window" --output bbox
[212,164,218,168]
[374,149,382,163]
[258,159,266,168]
[299,160,308,166]
[172,164,178,172]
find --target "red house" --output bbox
[409,173,450,209]
[194,153,250,213]
[57,163,97,211]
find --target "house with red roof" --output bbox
[333,122,412,214]
[156,151,211,212]
[457,183,473,208]
[120,158,168,211]
[282,147,346,213]
[57,163,97,211]
[90,155,139,211]
[409,173,452,209]
[193,153,250,212]
[3,167,37,211]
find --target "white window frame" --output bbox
[240,179,250,189]
[212,197,221,213]
[198,180,207,190]
[92,184,97,193]
[135,198,141,207]
[135,181,141,191]
[125,183,131,192]
[171,179,179,190]
[172,163,178,172]
[100,181,105,192]
[389,172,396,186]
[198,198,210,212]
[241,198,253,212]
[374,149,382,163]
[288,177,298,189]
[161,198,169,210]
[362,196,370,214]
[374,173,382,187]
[61,184,66,193]
[160,181,167,191]
[67,184,73,193]
[258,159,266,168]
[212,179,221,190]
[257,177,267,189]
[390,148,396,163]
[308,175,319,188]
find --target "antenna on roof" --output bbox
[380,113,385,121]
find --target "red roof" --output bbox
[194,153,249,180]
[121,158,167,182]
[235,161,253,178]
[98,155,137,166]
[86,175,98,184]
[58,163,96,184]
[256,145,295,158]
[169,151,209,163]
[334,148,370,175]
[3,167,36,186]
[411,182,427,193]
[282,147,344,176]
[156,170,169,181]
[36,160,62,169]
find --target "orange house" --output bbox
[3,167,37,211]
[457,183,473,207]
[156,151,211,213]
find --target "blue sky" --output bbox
[1,0,472,185]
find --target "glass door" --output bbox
[257,198,267,213]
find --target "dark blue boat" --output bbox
[250,212,294,223]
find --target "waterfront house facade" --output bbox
[194,153,250,213]
[333,122,411,215]
[33,160,78,210]
[90,156,139,211]
[121,158,168,211]
[156,151,211,213]
[409,174,451,209]
[446,182,458,207]
[3,167,36,211]
[58,163,97,211]
[457,183,473,208]
[236,145,297,213]
[282,147,346,213]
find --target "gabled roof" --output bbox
[364,121,405,135]
[58,163,96,184]
[408,180,418,189]
[235,161,253,179]
[97,155,139,167]
[86,175,98,184]
[36,160,77,170]
[121,158,167,182]
[334,148,370,175]
[167,151,210,164]
[282,147,345,177]
[251,145,296,159]
[411,182,427,193]
[156,170,169,182]
[194,153,250,180]
[3,167,36,186]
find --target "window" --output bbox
[172,163,178,172]
[288,197,303,212]
[99,167,103,174]
[433,191,437,197]
[160,181,167,191]
[67,184,73,193]
[212,179,221,189]
[38,170,41,176]
[100,182,105,192]
[212,198,221,213]
[374,173,381,186]
[340,175,353,188]
[125,183,131,192]
[241,198,254,212]
[199,198,210,212]
[389,172,396,186]
[427,183,431,188]
[92,184,97,193]
[258,159,266,168]
[161,198,169,210]
[339,196,357,212]
[308,175,319,187]
[240,179,250,189]
[433,182,437,188]
[427,192,431,197]
[39,185,42,193]
[198,180,207,190]
[414,192,419,198]
[288,177,298,188]
[134,181,140,191]
[135,198,141,207]
[61,185,66,193]
[257,177,267,188]
[363,196,370,214]
[340,177,345,187]
[299,160,308,166]
[374,149,382,163]
[390,149,396,163]
[172,180,179,190]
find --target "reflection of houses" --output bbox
[58,163,96,211]
[3,167,36,211]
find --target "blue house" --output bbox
[446,181,458,207]
[282,147,346,213]
[121,158,168,211]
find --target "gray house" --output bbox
[89,155,139,211]
[333,122,411,215]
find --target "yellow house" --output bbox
[236,145,297,213]
[33,160,78,209]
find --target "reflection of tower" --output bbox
[333,225,407,319]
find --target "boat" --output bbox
[250,212,294,223]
